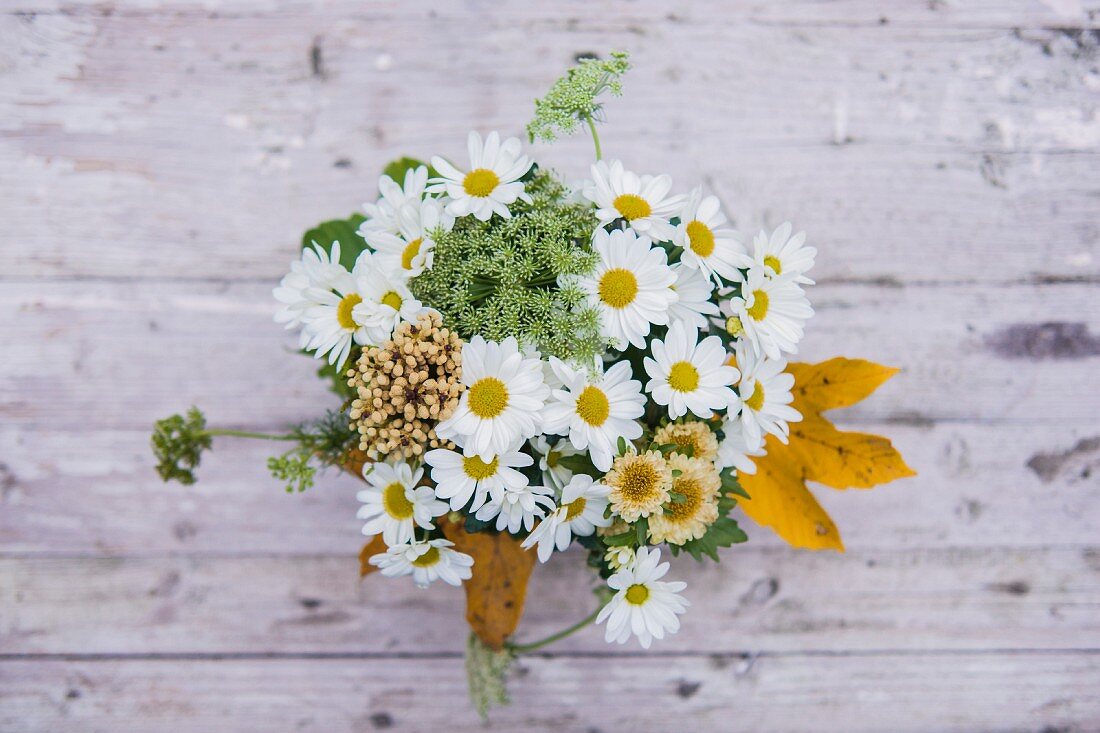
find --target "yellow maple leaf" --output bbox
[738,357,915,551]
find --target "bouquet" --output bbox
[152,52,913,713]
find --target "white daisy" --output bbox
[583,160,684,240]
[435,336,550,459]
[475,481,555,535]
[573,228,677,350]
[751,222,816,285]
[668,262,720,331]
[424,446,533,512]
[522,474,612,562]
[644,321,739,419]
[429,131,533,221]
[716,426,766,475]
[604,545,636,571]
[723,267,814,359]
[596,546,689,648]
[360,165,429,237]
[273,241,353,347]
[542,358,645,472]
[529,435,581,491]
[356,461,447,546]
[733,343,802,447]
[348,251,431,347]
[365,195,453,279]
[369,538,474,588]
[673,188,751,284]
[299,248,374,367]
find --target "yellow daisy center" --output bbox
[546,450,561,468]
[598,268,639,309]
[686,220,716,257]
[463,168,500,197]
[411,546,441,567]
[467,377,509,419]
[462,454,499,481]
[747,290,769,321]
[764,255,782,274]
[744,381,765,412]
[617,461,660,503]
[563,496,587,521]
[575,385,610,426]
[401,238,423,270]
[336,293,363,330]
[381,481,414,520]
[380,290,403,311]
[668,361,700,393]
[725,316,744,337]
[613,193,652,221]
[625,583,650,605]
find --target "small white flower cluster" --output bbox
[272,129,817,647]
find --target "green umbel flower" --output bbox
[527,51,630,145]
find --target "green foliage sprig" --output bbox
[527,51,631,145]
[151,407,212,485]
[409,170,603,362]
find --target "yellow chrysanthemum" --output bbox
[652,421,719,462]
[647,453,720,545]
[605,450,673,522]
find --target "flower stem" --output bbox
[507,606,603,654]
[585,116,602,161]
[202,428,297,442]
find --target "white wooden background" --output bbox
[2,1,1099,731]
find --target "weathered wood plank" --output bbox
[2,10,1097,281]
[2,281,1097,431]
[1,547,1097,655]
[2,653,1097,733]
[7,0,1100,28]
[2,421,1097,555]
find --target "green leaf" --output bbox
[313,350,357,400]
[721,467,750,500]
[557,453,599,477]
[634,517,648,545]
[602,530,636,548]
[382,156,437,183]
[677,517,749,562]
[301,213,367,271]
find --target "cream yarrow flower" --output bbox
[541,357,645,472]
[429,131,533,221]
[436,335,550,459]
[674,188,752,284]
[356,461,447,546]
[723,267,813,359]
[424,446,533,512]
[584,160,683,240]
[522,474,612,562]
[644,321,739,419]
[596,546,689,648]
[605,450,673,522]
[751,222,816,285]
[647,453,721,545]
[369,538,474,588]
[575,227,677,349]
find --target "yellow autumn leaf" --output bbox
[737,357,915,551]
[441,517,537,650]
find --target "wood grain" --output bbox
[2,1,1099,731]
[2,654,1098,733]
